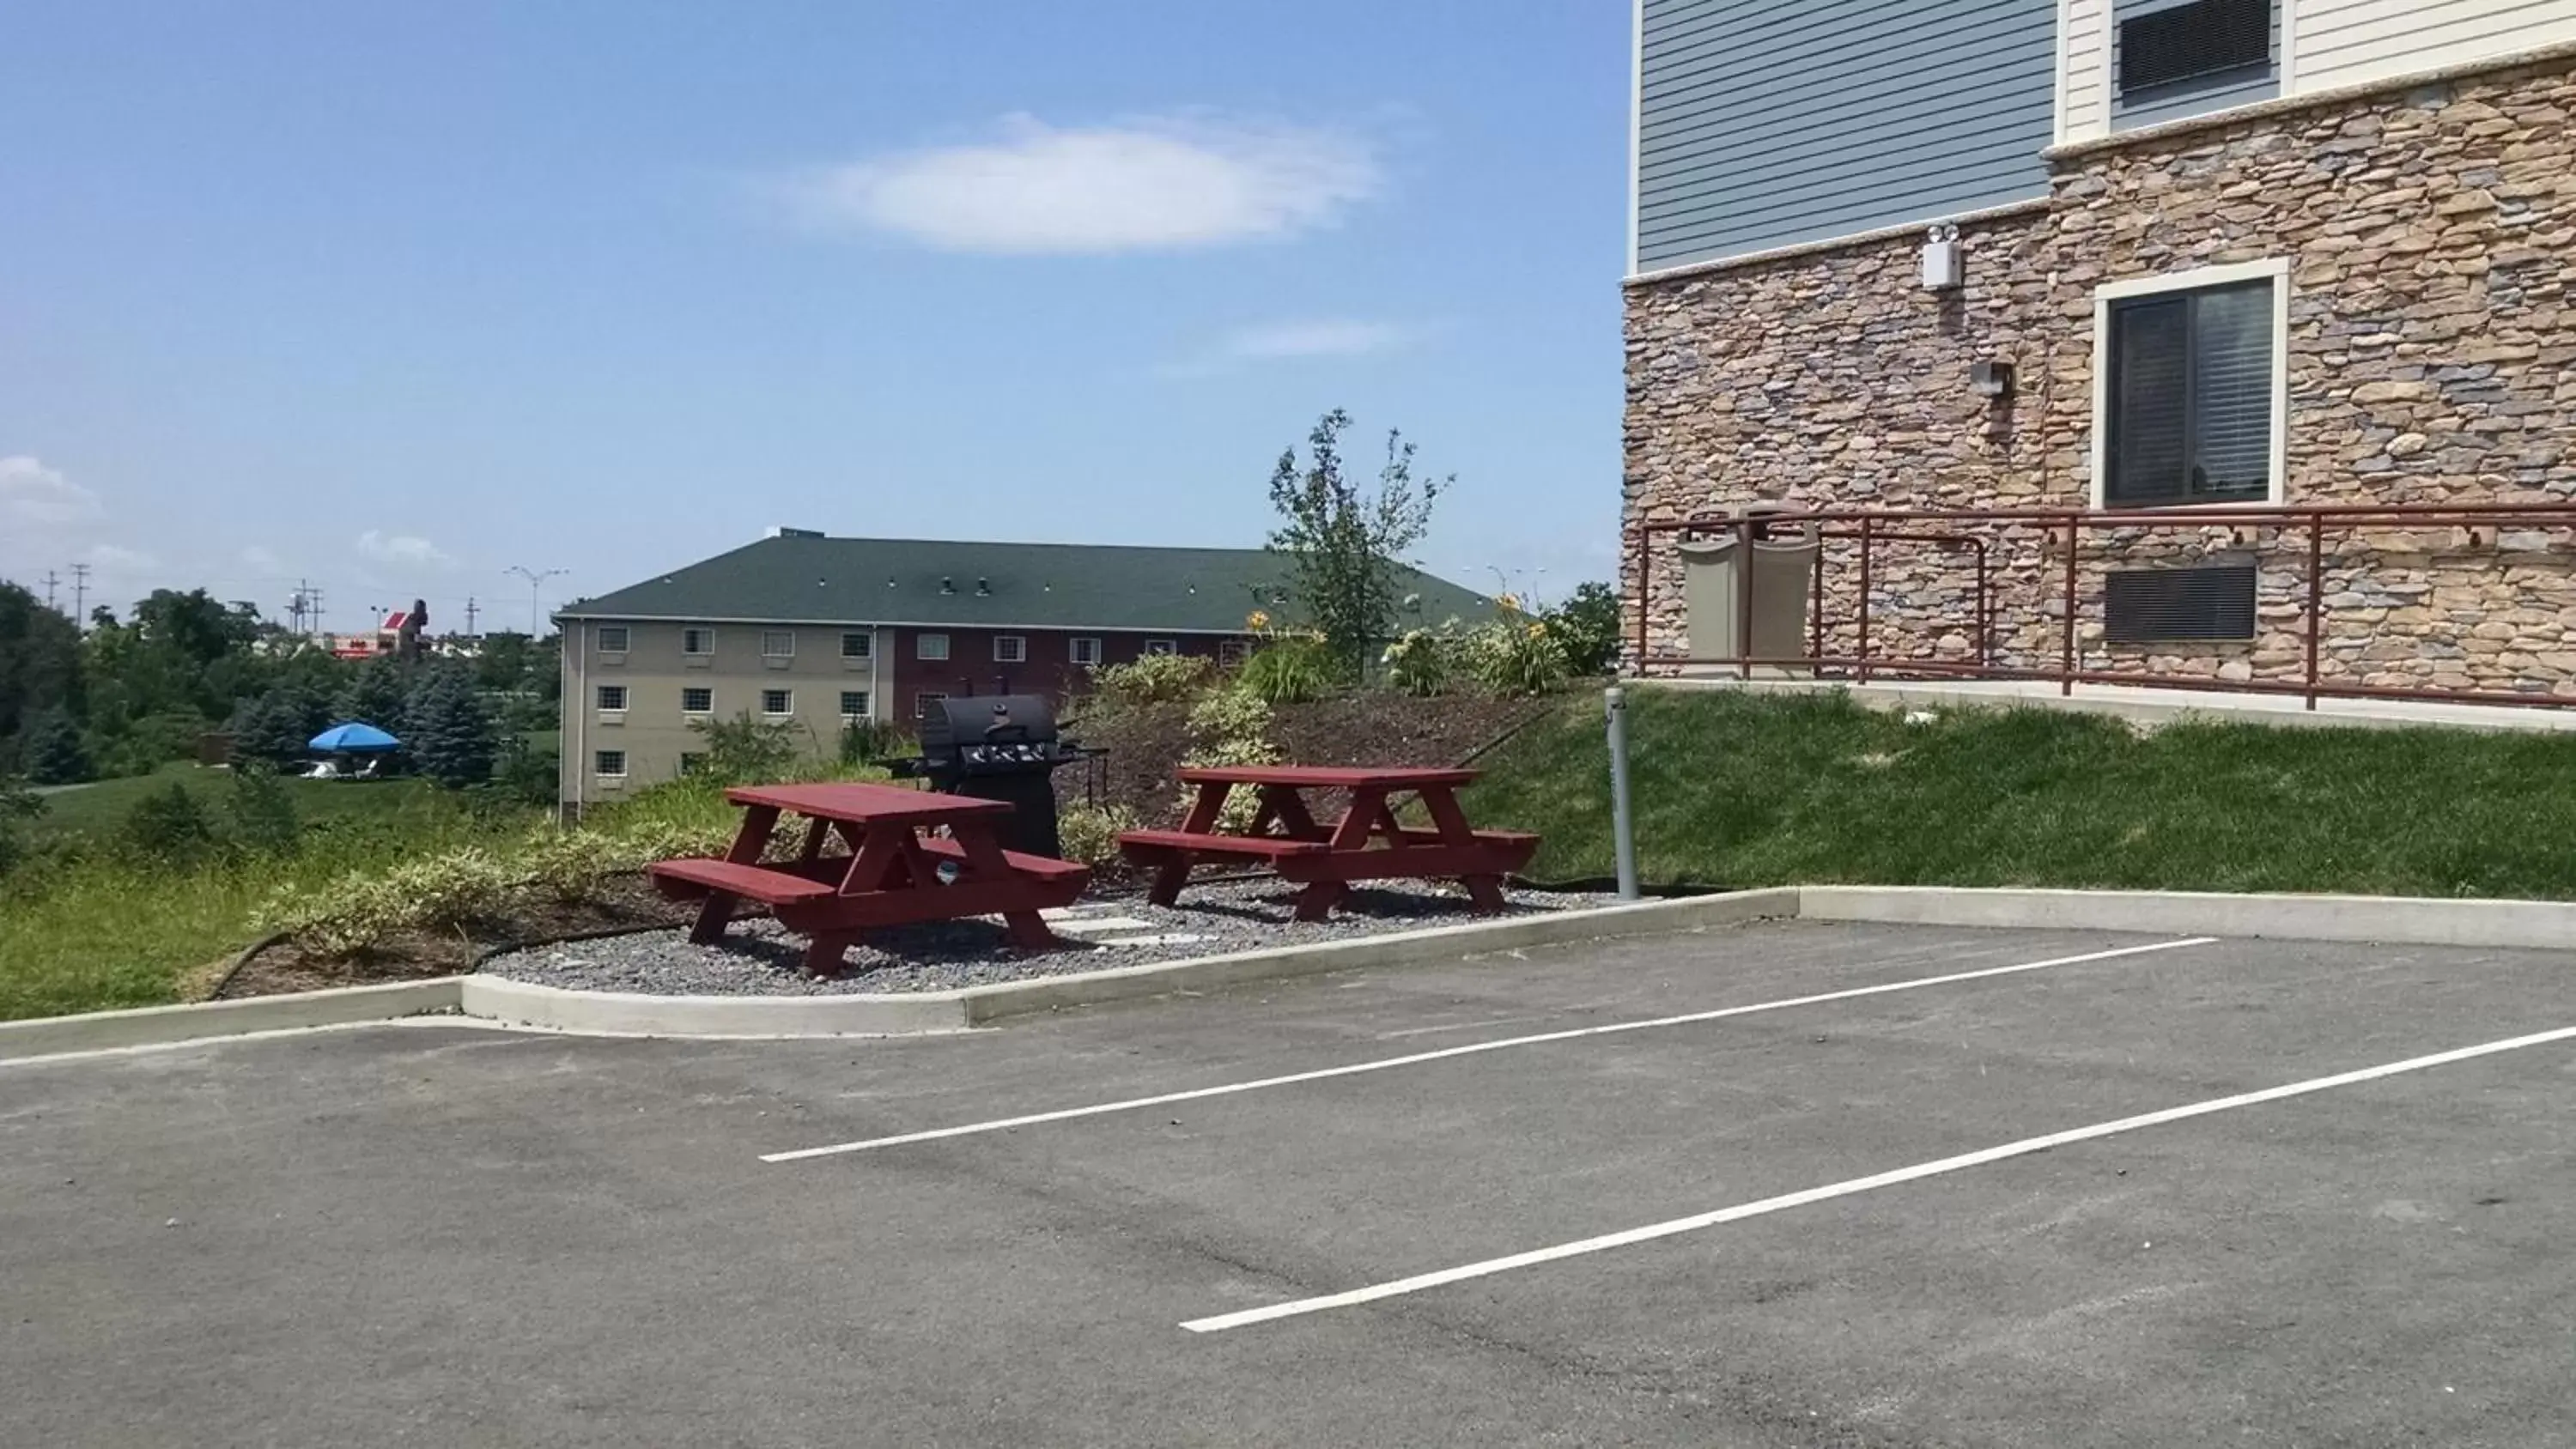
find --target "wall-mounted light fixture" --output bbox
[1970,359,2015,399]
[1921,222,1963,290]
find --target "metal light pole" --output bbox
[507,566,568,634]
[1605,686,1640,900]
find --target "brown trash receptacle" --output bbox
[1678,506,1820,676]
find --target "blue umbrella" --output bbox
[309,721,401,753]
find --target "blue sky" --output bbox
[0,2,1628,635]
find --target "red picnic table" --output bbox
[1117,764,1540,922]
[646,781,1089,976]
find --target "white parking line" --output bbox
[760,937,2215,1163]
[1180,1022,2576,1333]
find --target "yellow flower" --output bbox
[1526,622,1546,640]
[1498,592,1522,614]
[1246,609,1271,631]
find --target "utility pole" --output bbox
[39,570,59,610]
[507,566,568,634]
[464,596,480,635]
[70,562,91,624]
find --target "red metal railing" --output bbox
[1631,501,2576,712]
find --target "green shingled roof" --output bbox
[557,534,1493,635]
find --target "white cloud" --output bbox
[239,545,283,571]
[1222,318,1416,360]
[356,530,453,567]
[0,456,103,528]
[86,543,158,572]
[774,113,1381,254]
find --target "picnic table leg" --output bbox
[691,803,782,943]
[1151,779,1232,906]
[801,931,860,977]
[1423,787,1510,914]
[952,822,1062,950]
[1292,786,1390,922]
[1257,785,1327,840]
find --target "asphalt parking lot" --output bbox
[7,919,2574,1447]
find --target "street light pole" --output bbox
[507,566,568,635]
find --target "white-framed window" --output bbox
[1144,639,1178,657]
[680,687,714,715]
[597,625,629,653]
[993,634,1026,664]
[761,629,795,658]
[1217,639,1250,668]
[1070,636,1103,667]
[761,688,793,716]
[839,689,870,720]
[595,684,628,712]
[682,627,714,656]
[2093,258,2288,511]
[594,749,628,778]
[678,752,708,777]
[914,689,947,719]
[917,633,950,662]
[840,631,872,660]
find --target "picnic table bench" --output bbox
[647,781,1089,976]
[1118,764,1540,921]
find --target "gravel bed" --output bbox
[476,879,1625,997]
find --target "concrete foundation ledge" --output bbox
[1798,886,2576,950]
[454,975,976,1038]
[0,978,465,1064]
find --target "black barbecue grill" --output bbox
[886,694,1102,858]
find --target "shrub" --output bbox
[1546,582,1622,676]
[1055,801,1139,867]
[689,711,803,784]
[493,732,560,807]
[1461,612,1570,697]
[0,775,42,879]
[839,718,910,766]
[1381,627,1453,697]
[222,766,302,857]
[253,846,519,955]
[1091,652,1214,709]
[1236,634,1342,705]
[96,709,212,779]
[116,781,222,866]
[1179,686,1280,831]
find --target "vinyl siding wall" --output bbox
[2060,0,2576,141]
[1633,0,2057,271]
[2295,0,2576,89]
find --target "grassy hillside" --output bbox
[27,763,449,846]
[1465,688,2576,900]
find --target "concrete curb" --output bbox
[1797,886,2576,949]
[0,979,465,1063]
[453,890,1803,1039]
[15,885,2570,1058]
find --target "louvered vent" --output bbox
[2104,565,2257,643]
[2118,0,2269,94]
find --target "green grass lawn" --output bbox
[27,762,446,846]
[1467,687,2576,899]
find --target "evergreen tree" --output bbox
[227,682,332,771]
[23,706,92,785]
[336,658,411,732]
[403,665,497,790]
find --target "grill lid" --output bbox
[916,694,1060,757]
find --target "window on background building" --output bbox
[841,631,872,660]
[680,687,713,714]
[596,684,628,712]
[2102,270,2281,510]
[597,625,629,653]
[840,690,870,719]
[761,629,795,658]
[993,634,1026,664]
[682,627,714,655]
[917,633,950,661]
[762,688,793,716]
[1217,639,1249,668]
[914,690,947,719]
[1144,640,1178,657]
[678,752,708,777]
[594,749,627,778]
[1069,636,1103,667]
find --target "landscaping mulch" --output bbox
[215,874,691,1001]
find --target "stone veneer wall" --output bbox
[1623,53,2576,696]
